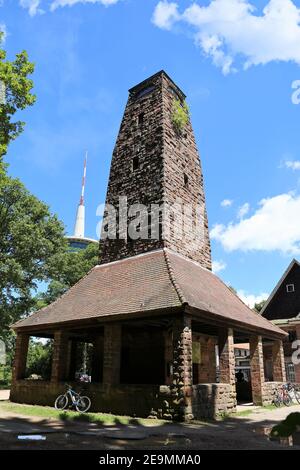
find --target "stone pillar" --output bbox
[103,324,121,385]
[207,337,217,383]
[164,328,173,385]
[294,326,300,384]
[91,336,103,383]
[218,327,235,385]
[171,315,193,421]
[196,335,217,383]
[250,335,265,405]
[272,339,286,382]
[67,339,77,381]
[12,333,29,381]
[51,330,69,383]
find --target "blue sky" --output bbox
[2,0,300,306]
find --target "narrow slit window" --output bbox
[138,113,144,126]
[184,173,189,187]
[132,156,139,171]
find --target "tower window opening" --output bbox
[184,173,189,187]
[132,156,139,171]
[138,113,144,126]
[135,86,155,100]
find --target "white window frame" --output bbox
[286,284,295,293]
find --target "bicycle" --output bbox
[273,384,292,407]
[286,382,300,404]
[54,384,91,413]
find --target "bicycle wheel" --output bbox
[283,394,292,406]
[273,394,282,407]
[76,396,91,413]
[54,394,68,410]
[295,391,300,404]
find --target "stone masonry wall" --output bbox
[262,381,285,405]
[192,383,236,419]
[12,334,29,382]
[10,380,236,421]
[161,73,211,269]
[100,71,211,270]
[10,381,165,418]
[100,72,165,263]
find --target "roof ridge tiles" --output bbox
[163,248,187,306]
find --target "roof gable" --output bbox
[261,259,300,320]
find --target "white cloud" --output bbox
[211,192,300,255]
[19,0,43,16]
[221,198,233,207]
[237,290,269,308]
[212,259,227,273]
[50,0,119,11]
[237,202,250,219]
[285,160,300,170]
[151,1,180,30]
[152,0,300,74]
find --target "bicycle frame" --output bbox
[66,387,81,406]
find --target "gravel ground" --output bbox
[0,402,300,450]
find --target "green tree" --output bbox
[0,31,36,161]
[35,242,99,308]
[26,339,53,380]
[0,175,67,348]
[254,299,267,313]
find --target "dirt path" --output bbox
[0,402,299,450]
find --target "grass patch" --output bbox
[234,409,253,417]
[0,401,166,427]
[262,404,277,411]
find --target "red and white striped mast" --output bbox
[74,151,87,238]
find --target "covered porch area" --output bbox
[10,308,287,421]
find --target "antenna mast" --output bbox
[74,152,88,238]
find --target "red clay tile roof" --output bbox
[13,249,285,337]
[165,250,285,337]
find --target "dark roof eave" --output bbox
[185,305,287,340]
[11,305,184,334]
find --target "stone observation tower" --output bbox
[11,71,286,421]
[100,71,211,269]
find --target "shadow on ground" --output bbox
[0,408,299,450]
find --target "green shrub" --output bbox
[171,98,189,134]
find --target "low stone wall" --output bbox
[10,381,164,418]
[10,380,238,421]
[191,383,237,419]
[262,381,283,405]
[261,381,300,405]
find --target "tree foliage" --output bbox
[0,31,36,161]
[171,98,189,134]
[35,242,99,308]
[26,339,53,380]
[0,175,67,344]
[254,299,267,313]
